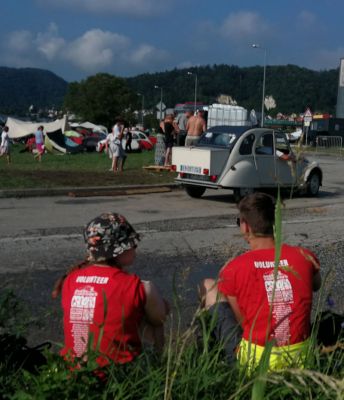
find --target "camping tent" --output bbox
[6,116,68,139]
[46,129,83,154]
[70,121,108,134]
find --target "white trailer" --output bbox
[207,104,251,128]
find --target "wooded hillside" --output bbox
[127,64,339,115]
[0,67,67,115]
[0,64,339,117]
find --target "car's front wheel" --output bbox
[185,185,206,198]
[306,172,320,196]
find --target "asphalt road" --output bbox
[1,153,344,345]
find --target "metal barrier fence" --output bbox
[316,135,343,155]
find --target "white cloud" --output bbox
[219,11,269,41]
[127,44,168,65]
[65,29,130,71]
[2,24,169,75]
[35,23,65,60]
[40,0,169,17]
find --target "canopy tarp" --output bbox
[71,121,108,133]
[6,116,68,139]
[46,129,67,154]
[64,130,82,138]
[46,128,84,154]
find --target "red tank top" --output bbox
[61,265,146,365]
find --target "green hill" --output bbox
[0,67,68,115]
[127,64,339,115]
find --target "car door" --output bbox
[275,132,295,186]
[254,131,277,186]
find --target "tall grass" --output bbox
[2,314,342,399]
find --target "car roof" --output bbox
[207,125,251,134]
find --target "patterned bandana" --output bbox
[83,213,140,262]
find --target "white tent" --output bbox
[6,116,68,139]
[70,121,108,134]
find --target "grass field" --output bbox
[0,145,176,189]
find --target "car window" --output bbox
[275,133,290,155]
[255,133,273,155]
[197,131,236,147]
[133,133,138,139]
[239,133,255,155]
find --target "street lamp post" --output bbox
[252,44,267,127]
[137,93,145,127]
[154,85,163,121]
[187,71,198,113]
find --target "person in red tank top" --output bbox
[199,193,321,369]
[52,212,169,367]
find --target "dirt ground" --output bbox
[1,168,175,188]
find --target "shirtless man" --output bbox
[185,110,206,146]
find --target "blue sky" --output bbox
[1,0,343,82]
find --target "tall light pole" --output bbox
[154,85,163,121]
[137,92,145,127]
[252,44,267,127]
[187,71,198,113]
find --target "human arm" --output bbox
[313,271,321,292]
[300,248,321,291]
[218,261,244,325]
[118,124,125,140]
[172,121,180,135]
[226,296,244,325]
[142,280,169,326]
[105,134,110,151]
[186,118,190,133]
[277,150,296,162]
[201,118,206,132]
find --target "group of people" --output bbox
[0,125,45,163]
[159,109,207,166]
[105,118,134,173]
[54,192,321,373]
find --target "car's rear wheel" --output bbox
[306,172,320,196]
[233,188,254,203]
[185,185,206,198]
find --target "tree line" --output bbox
[64,64,339,128]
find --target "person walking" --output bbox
[125,129,133,152]
[176,110,189,146]
[0,126,11,164]
[159,114,178,167]
[34,125,45,162]
[106,118,127,173]
[185,110,206,146]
